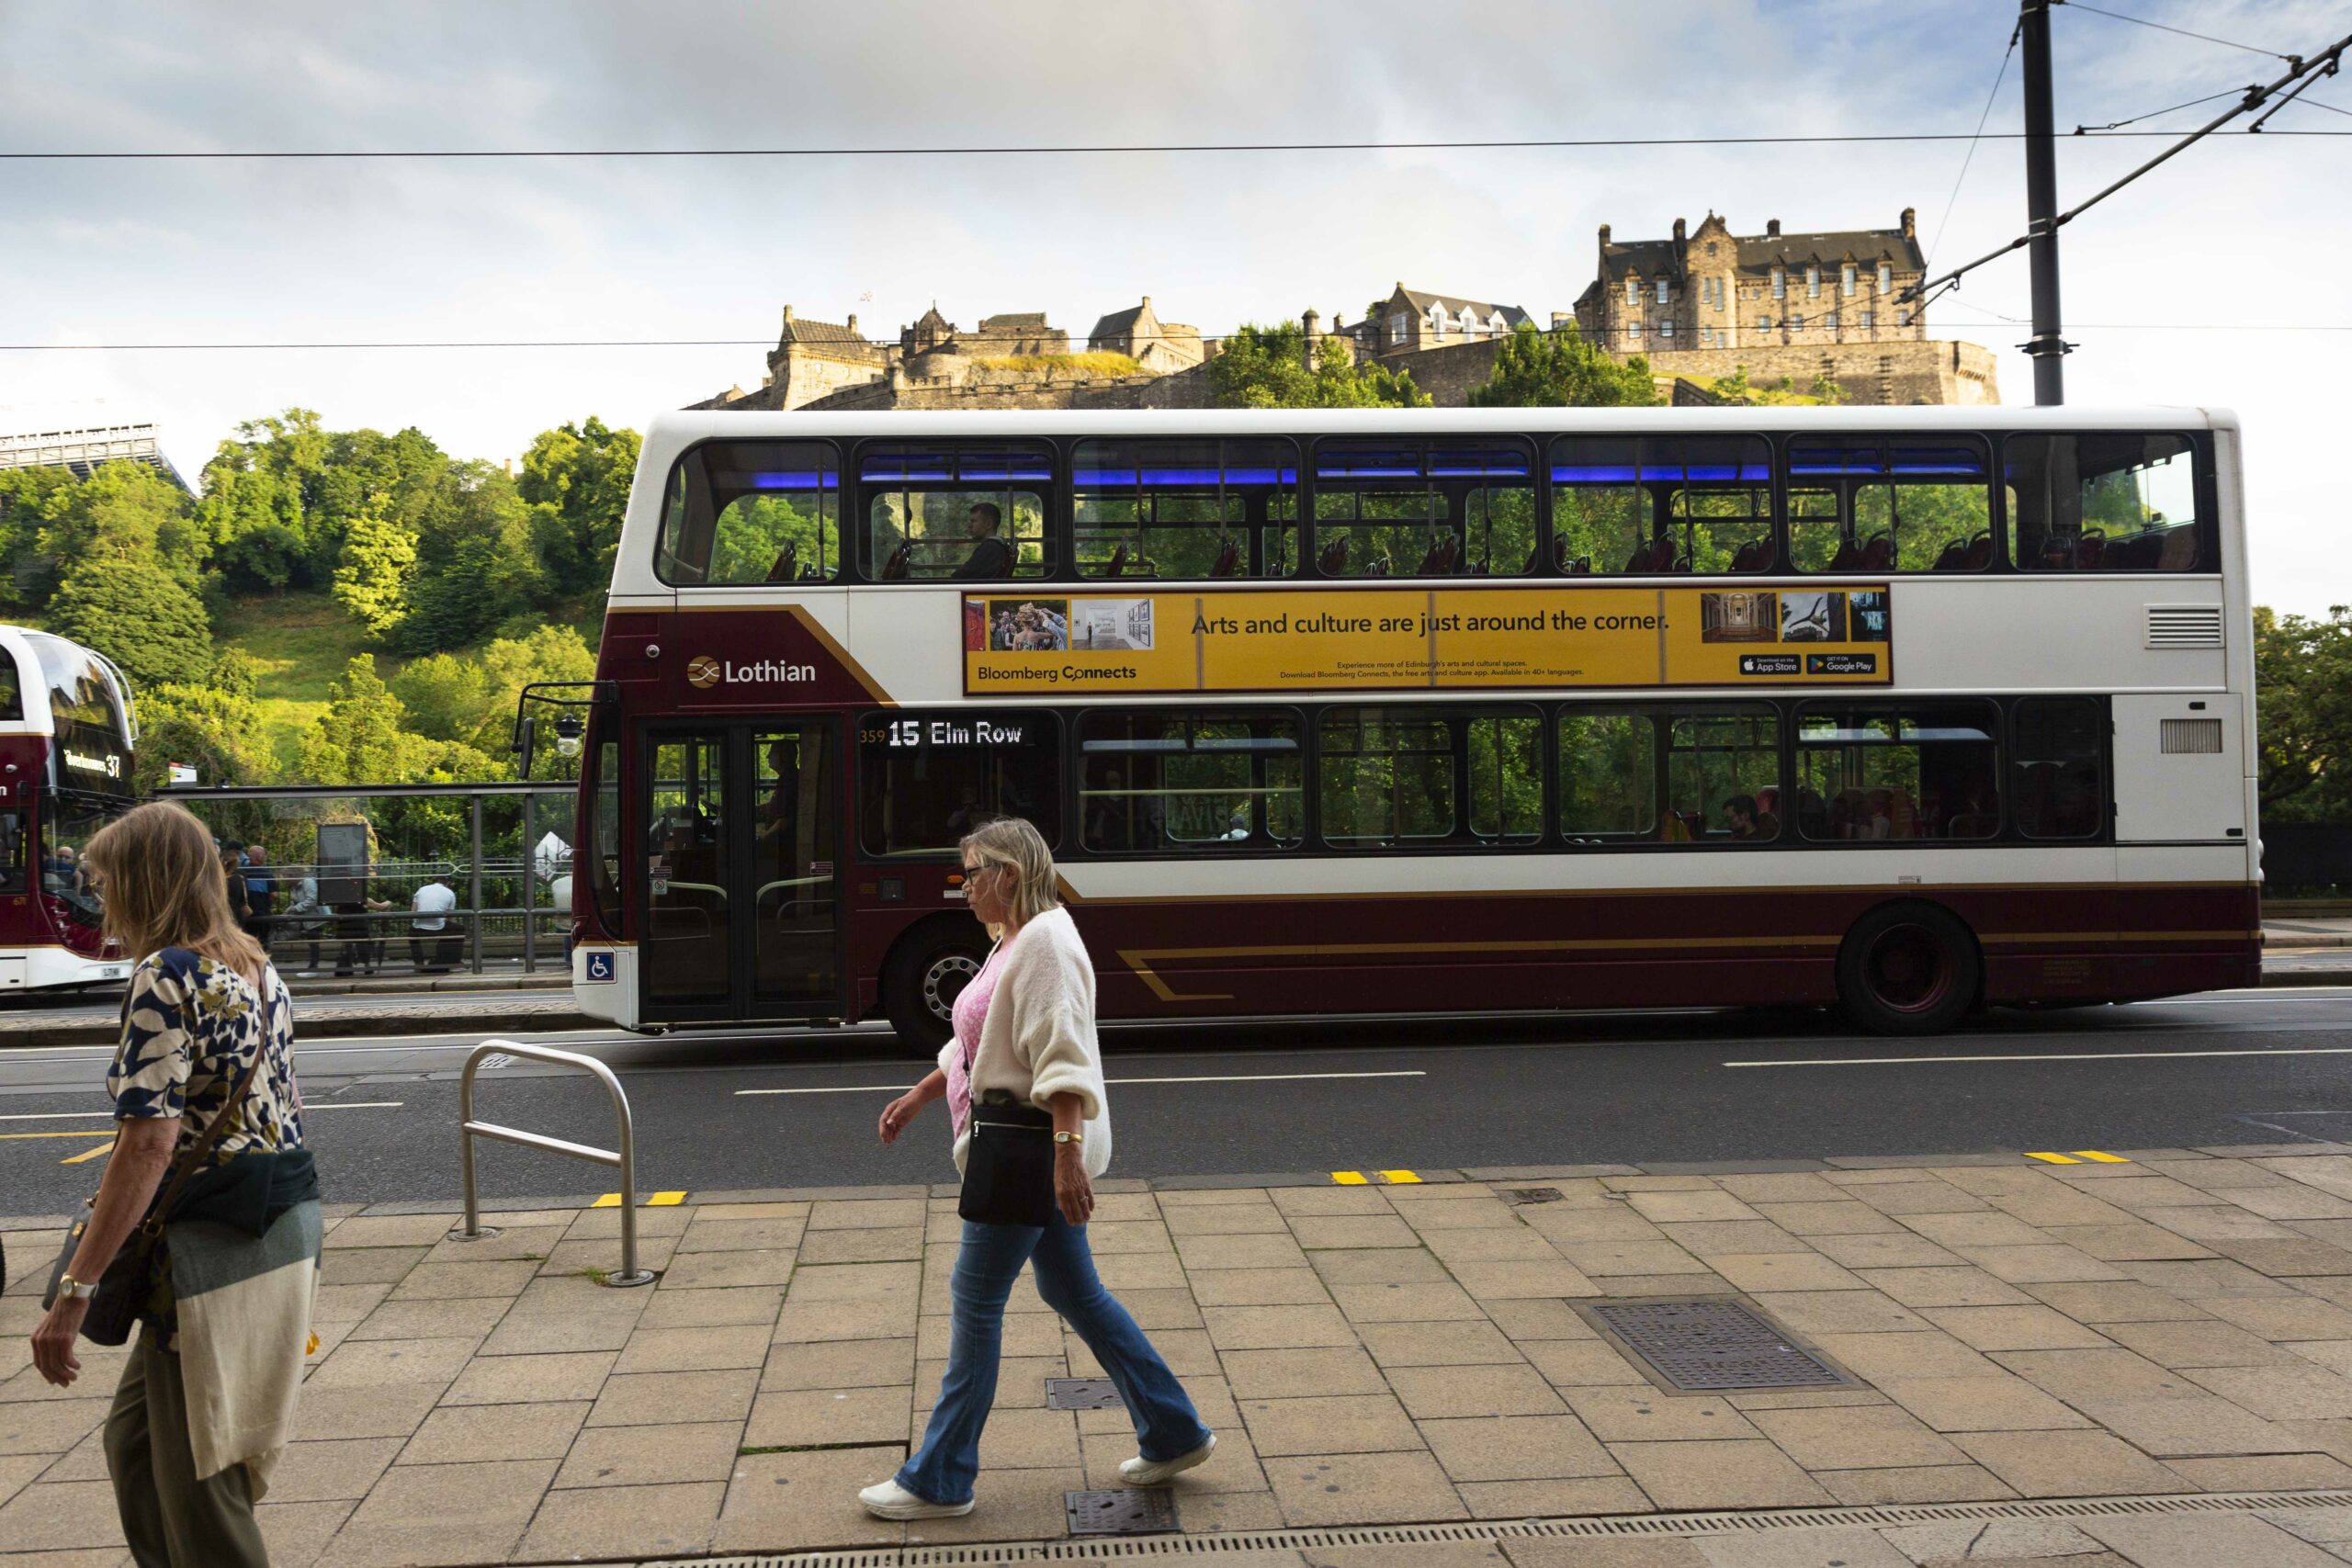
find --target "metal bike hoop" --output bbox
[448,1039,656,1286]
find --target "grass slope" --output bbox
[215,591,382,771]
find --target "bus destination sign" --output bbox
[963,586,1891,694]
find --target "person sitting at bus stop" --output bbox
[949,502,1015,581]
[863,818,1214,1520]
[410,876,459,973]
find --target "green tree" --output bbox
[298,655,427,785]
[1469,321,1662,409]
[136,681,272,792]
[46,558,214,689]
[1209,323,1430,410]
[521,417,640,600]
[2254,604,2352,821]
[394,625,594,763]
[331,498,420,637]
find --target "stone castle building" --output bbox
[1574,209,1928,352]
[1362,285,1532,359]
[1087,298,1206,374]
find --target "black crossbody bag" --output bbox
[956,1024,1058,1228]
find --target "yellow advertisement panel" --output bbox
[963,585,1890,694]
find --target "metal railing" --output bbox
[447,1040,656,1286]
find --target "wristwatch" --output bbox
[1053,1131,1084,1147]
[55,1274,97,1301]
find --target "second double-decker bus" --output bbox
[0,626,137,990]
[554,406,2258,1047]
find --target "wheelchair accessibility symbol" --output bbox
[583,951,616,984]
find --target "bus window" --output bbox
[655,441,840,585]
[1796,703,2000,840]
[41,795,112,927]
[1787,438,1993,573]
[856,711,1062,856]
[1312,439,1533,578]
[0,649,21,721]
[1079,710,1300,852]
[861,442,1053,581]
[1667,709,1781,842]
[1558,710,1658,840]
[2013,697,2105,840]
[1550,435,1774,575]
[589,737,623,931]
[1073,439,1297,580]
[1318,706,1542,848]
[0,810,23,893]
[2006,434,2204,572]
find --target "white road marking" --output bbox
[735,1069,1428,1097]
[1728,1046,2352,1068]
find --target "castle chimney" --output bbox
[1673,217,1687,243]
[782,304,795,323]
[1599,223,1611,245]
[1901,206,1917,239]
[846,313,858,334]
[1767,219,1781,237]
[1141,296,1150,309]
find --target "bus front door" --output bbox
[639,720,843,1024]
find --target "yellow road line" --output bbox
[60,1141,113,1166]
[1330,1171,1369,1185]
[2024,1152,2082,1164]
[1378,1170,1423,1185]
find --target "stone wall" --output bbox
[1633,340,1999,406]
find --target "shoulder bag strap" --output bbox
[134,975,273,1239]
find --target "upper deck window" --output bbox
[1787,437,1993,574]
[0,650,21,723]
[860,442,1053,581]
[2006,433,2205,572]
[28,634,131,795]
[655,441,841,586]
[1313,438,1534,578]
[1550,435,1775,575]
[1073,438,1298,580]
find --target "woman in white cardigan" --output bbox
[860,818,1215,1519]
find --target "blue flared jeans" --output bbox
[897,1209,1210,1506]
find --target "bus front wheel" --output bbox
[1836,901,1980,1036]
[881,930,987,1057]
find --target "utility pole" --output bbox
[2019,0,2066,404]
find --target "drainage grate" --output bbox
[1065,1488,1177,1537]
[1589,1298,1848,1391]
[1045,1377,1125,1411]
[644,1488,2352,1567]
[1507,1187,1565,1204]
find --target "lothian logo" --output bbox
[685,655,817,689]
[686,656,722,688]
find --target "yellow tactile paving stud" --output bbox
[2024,1151,2131,1165]
[1332,1169,1425,1185]
[591,1191,691,1207]
[1377,1169,1424,1184]
[1330,1170,1371,1185]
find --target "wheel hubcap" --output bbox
[1864,923,1952,1013]
[920,953,980,1024]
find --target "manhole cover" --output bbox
[1066,1487,1177,1536]
[1046,1377,1125,1411]
[1509,1187,1565,1204]
[1590,1299,1849,1391]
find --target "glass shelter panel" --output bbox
[1073,439,1298,579]
[1079,710,1302,852]
[2006,433,2204,571]
[656,441,841,584]
[1313,439,1535,577]
[862,442,1054,581]
[1796,704,2001,840]
[1787,438,1994,573]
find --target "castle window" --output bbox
[1626,277,1640,309]
[1390,313,1406,344]
[1771,266,1786,299]
[1895,309,1911,327]
[1878,263,1893,293]
[1842,264,1857,297]
[1626,323,1642,341]
[1807,265,1820,298]
[1656,278,1669,306]
[1827,311,1840,333]
[1791,315,1804,333]
[1757,315,1772,332]
[1430,304,1447,340]
[1659,321,1673,339]
[1860,310,1875,332]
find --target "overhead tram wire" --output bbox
[0,129,2345,163]
[2052,0,2300,63]
[1926,22,2022,271]
[1903,23,2352,310]
[2075,85,2254,133]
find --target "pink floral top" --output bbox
[946,944,1007,1139]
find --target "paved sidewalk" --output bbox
[22,1150,2352,1564]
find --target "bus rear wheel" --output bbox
[881,931,987,1057]
[1837,902,1980,1036]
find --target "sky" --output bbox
[2,0,2348,613]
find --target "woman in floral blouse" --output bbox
[31,801,318,1568]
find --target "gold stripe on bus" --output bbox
[1980,931,2261,946]
[1116,934,1842,1004]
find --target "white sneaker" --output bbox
[1120,1432,1216,1487]
[858,1479,975,1519]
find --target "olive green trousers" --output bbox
[104,1331,269,1567]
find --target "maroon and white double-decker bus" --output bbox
[0,626,135,990]
[553,407,2260,1050]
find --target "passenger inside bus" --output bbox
[949,502,1015,581]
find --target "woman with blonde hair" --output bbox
[30,800,319,1568]
[861,817,1213,1519]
